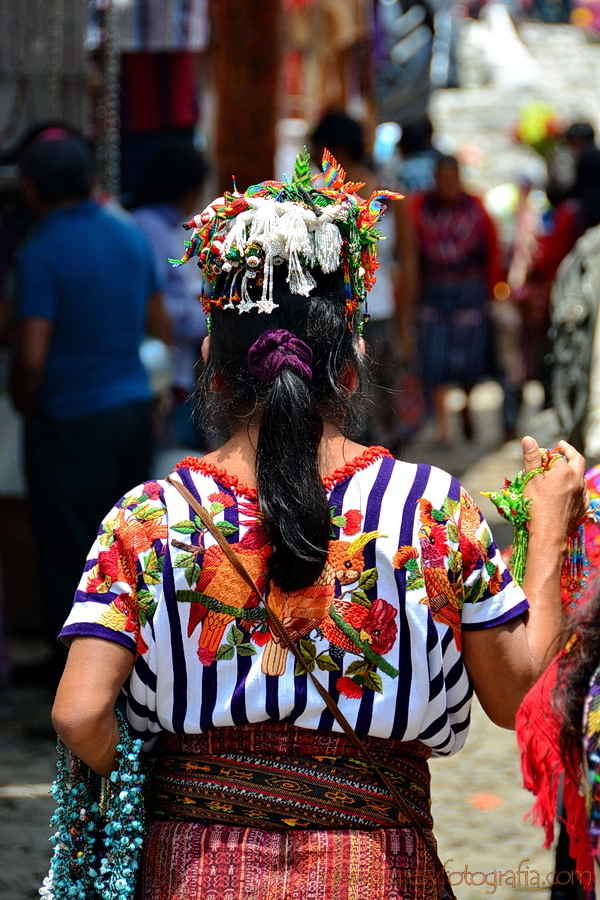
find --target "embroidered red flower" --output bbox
[96,542,121,582]
[208,491,235,508]
[252,629,272,646]
[143,481,162,500]
[459,533,480,579]
[343,509,363,536]
[113,593,149,654]
[336,676,363,699]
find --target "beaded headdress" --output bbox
[169,148,402,328]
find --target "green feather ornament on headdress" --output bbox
[291,145,312,190]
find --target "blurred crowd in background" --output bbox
[2,0,600,682]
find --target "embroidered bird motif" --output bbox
[261,531,382,676]
[458,492,502,597]
[456,488,487,575]
[261,581,334,676]
[191,525,271,665]
[321,597,397,656]
[458,489,481,542]
[324,531,382,586]
[419,523,462,650]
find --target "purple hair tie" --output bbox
[247,329,313,385]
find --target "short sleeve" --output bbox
[59,481,168,654]
[457,487,529,630]
[16,241,58,320]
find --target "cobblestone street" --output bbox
[432,21,600,192]
[431,701,556,900]
[0,687,56,900]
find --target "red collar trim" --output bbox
[175,446,393,500]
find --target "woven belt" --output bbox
[145,723,432,831]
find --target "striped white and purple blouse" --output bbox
[60,446,527,756]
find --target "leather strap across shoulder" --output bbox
[165,473,454,899]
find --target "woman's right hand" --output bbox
[522,435,589,549]
[463,436,589,730]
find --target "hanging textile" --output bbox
[120,52,198,134]
[117,0,209,53]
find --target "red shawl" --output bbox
[516,653,593,876]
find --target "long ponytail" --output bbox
[197,266,364,592]
[257,367,329,591]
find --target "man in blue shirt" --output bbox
[11,137,170,663]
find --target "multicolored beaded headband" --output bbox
[169,147,402,330]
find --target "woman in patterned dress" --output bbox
[408,154,503,445]
[50,170,587,899]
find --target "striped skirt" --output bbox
[139,723,439,900]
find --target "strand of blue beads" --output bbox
[40,710,145,900]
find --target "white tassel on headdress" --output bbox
[246,199,280,312]
[276,206,317,296]
[314,223,342,273]
[248,198,278,244]
[259,250,276,313]
[222,210,252,256]
[239,269,259,314]
[203,197,351,312]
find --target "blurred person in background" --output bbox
[407,154,502,445]
[131,140,209,450]
[568,123,600,234]
[510,177,584,398]
[565,121,598,167]
[311,112,418,451]
[10,136,170,678]
[397,119,439,195]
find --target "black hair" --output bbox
[198,265,366,592]
[435,153,460,174]
[554,580,600,782]
[19,137,94,204]
[2,121,89,165]
[131,139,206,208]
[311,112,366,164]
[399,120,434,155]
[573,148,600,231]
[565,122,595,144]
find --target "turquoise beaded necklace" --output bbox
[40,710,145,900]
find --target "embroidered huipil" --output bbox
[60,447,528,756]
